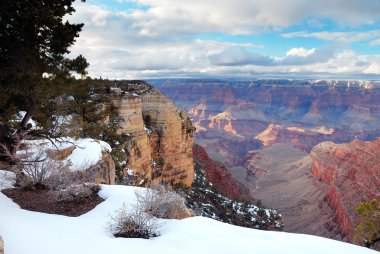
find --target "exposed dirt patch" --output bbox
[1,188,104,217]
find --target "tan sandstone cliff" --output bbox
[112,85,195,188]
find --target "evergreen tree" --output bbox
[355,198,380,248]
[0,0,88,162]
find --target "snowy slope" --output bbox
[0,171,377,254]
[18,138,111,171]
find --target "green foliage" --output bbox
[0,0,88,80]
[59,79,109,137]
[0,0,88,125]
[355,199,380,246]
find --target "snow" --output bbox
[66,139,111,170]
[144,125,152,134]
[18,138,112,171]
[0,171,16,189]
[0,172,377,254]
[15,111,37,128]
[127,168,134,176]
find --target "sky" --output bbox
[68,0,380,79]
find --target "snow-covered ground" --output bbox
[18,138,111,171]
[0,170,377,254]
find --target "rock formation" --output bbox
[255,124,333,152]
[49,145,116,185]
[19,139,116,185]
[310,138,380,241]
[111,84,195,188]
[94,152,116,185]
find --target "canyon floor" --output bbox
[232,143,342,239]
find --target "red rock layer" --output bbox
[310,138,380,241]
[193,144,250,201]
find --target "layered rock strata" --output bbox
[112,85,195,188]
[193,144,250,200]
[310,138,380,241]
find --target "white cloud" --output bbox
[286,48,316,57]
[208,45,336,67]
[363,63,380,74]
[369,39,380,46]
[124,0,380,34]
[281,30,380,43]
[67,2,380,79]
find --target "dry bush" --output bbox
[135,183,191,219]
[16,148,102,201]
[18,149,72,190]
[109,203,160,239]
[56,183,101,202]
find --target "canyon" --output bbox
[152,79,380,245]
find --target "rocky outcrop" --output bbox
[310,138,380,241]
[193,144,250,200]
[93,152,116,185]
[19,139,116,185]
[49,146,116,185]
[190,102,269,138]
[112,85,195,188]
[255,124,334,152]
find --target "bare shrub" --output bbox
[71,162,100,184]
[135,183,192,219]
[18,149,72,190]
[56,183,101,202]
[109,203,160,239]
[17,148,101,194]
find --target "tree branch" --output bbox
[19,95,37,130]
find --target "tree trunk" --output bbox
[0,95,36,164]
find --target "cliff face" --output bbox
[193,144,250,200]
[112,87,195,188]
[310,138,380,241]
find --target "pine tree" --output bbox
[0,0,88,162]
[355,198,380,248]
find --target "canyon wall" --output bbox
[193,144,250,200]
[112,85,195,188]
[310,138,380,241]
